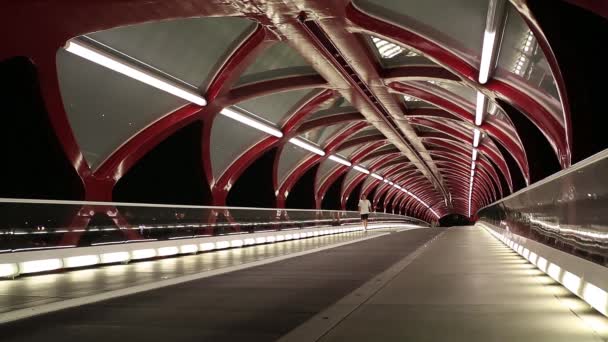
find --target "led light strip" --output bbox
[472,0,508,216]
[328,154,351,166]
[475,91,486,126]
[469,127,481,217]
[220,108,283,138]
[65,41,207,106]
[482,224,608,317]
[478,31,496,84]
[478,0,505,84]
[289,138,325,156]
[370,173,383,181]
[0,222,419,279]
[353,165,370,174]
[472,92,484,217]
[472,129,481,148]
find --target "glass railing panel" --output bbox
[0,199,427,253]
[477,149,608,266]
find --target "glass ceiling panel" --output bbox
[360,155,382,168]
[354,0,489,63]
[495,4,561,111]
[375,157,409,174]
[336,145,361,157]
[335,97,352,108]
[277,143,312,188]
[487,101,508,121]
[374,145,400,155]
[87,17,256,91]
[210,114,269,179]
[316,159,341,188]
[422,80,476,104]
[343,168,362,188]
[361,177,376,192]
[348,127,381,140]
[415,125,435,133]
[366,35,438,68]
[299,123,349,147]
[235,88,318,126]
[307,106,359,121]
[314,97,341,112]
[403,94,424,103]
[57,49,187,170]
[237,41,317,86]
[404,99,436,109]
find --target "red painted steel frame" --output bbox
[217,89,336,205]
[0,0,578,223]
[346,3,571,169]
[276,121,369,207]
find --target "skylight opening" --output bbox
[403,95,422,102]
[512,30,536,76]
[371,37,404,59]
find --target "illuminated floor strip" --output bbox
[0,228,421,324]
[0,223,417,279]
[480,223,608,336]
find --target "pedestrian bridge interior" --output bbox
[0,0,607,340]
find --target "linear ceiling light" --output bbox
[65,41,207,106]
[478,0,506,84]
[220,108,283,138]
[472,148,478,161]
[473,129,481,147]
[478,31,496,84]
[469,178,474,217]
[371,173,383,181]
[328,154,352,166]
[289,138,325,156]
[471,162,476,170]
[430,209,439,218]
[353,165,370,174]
[475,92,486,126]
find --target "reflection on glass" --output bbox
[0,200,425,253]
[497,4,560,102]
[478,150,608,267]
[371,36,419,59]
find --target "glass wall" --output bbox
[477,149,608,266]
[0,199,427,253]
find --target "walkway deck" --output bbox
[1,226,606,341]
[0,229,380,315]
[0,228,440,341]
[309,227,607,342]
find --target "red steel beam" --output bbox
[346,3,571,169]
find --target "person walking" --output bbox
[358,194,372,232]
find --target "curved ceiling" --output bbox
[0,0,578,223]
